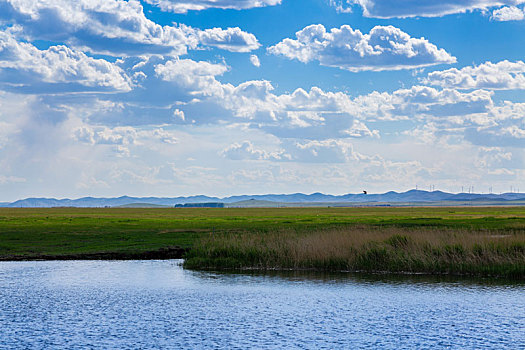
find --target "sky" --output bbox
[0,0,525,201]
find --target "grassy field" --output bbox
[0,207,523,277]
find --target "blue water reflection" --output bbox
[0,260,523,349]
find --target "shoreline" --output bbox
[1,249,522,280]
[0,254,521,280]
[0,246,188,261]
[185,265,524,280]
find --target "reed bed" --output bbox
[184,226,525,278]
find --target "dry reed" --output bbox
[184,226,524,278]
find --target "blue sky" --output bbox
[0,0,524,200]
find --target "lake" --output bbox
[0,260,523,349]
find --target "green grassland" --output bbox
[0,207,523,277]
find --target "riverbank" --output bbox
[0,246,188,261]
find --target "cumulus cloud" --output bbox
[99,58,383,140]
[132,57,502,141]
[490,100,525,122]
[353,85,494,121]
[463,100,525,146]
[466,125,525,147]
[395,95,525,148]
[476,147,513,169]
[423,61,525,90]
[143,0,281,13]
[212,84,372,140]
[329,0,353,13]
[277,86,352,112]
[0,0,260,55]
[75,125,178,148]
[344,120,380,138]
[492,6,525,20]
[288,139,357,163]
[148,128,178,144]
[198,27,260,52]
[59,56,231,127]
[74,123,180,157]
[220,141,288,161]
[1,79,524,199]
[221,139,362,163]
[212,80,281,121]
[251,85,380,139]
[268,24,456,72]
[66,53,518,149]
[154,58,228,96]
[250,54,261,67]
[347,0,525,18]
[0,0,192,56]
[0,30,131,93]
[75,126,137,146]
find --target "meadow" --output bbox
[0,207,523,278]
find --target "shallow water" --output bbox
[0,260,523,349]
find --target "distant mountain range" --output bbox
[2,190,525,208]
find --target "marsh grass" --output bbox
[184,226,525,278]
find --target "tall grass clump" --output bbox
[183,226,525,278]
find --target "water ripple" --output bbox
[0,260,523,349]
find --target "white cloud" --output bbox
[148,128,178,144]
[75,125,179,148]
[500,126,525,138]
[476,147,513,169]
[344,120,380,138]
[75,126,137,146]
[250,54,261,67]
[215,84,368,140]
[220,141,288,161]
[0,30,131,93]
[1,84,524,199]
[467,123,525,147]
[154,58,228,96]
[490,100,525,121]
[424,61,525,90]
[136,57,506,142]
[220,80,281,119]
[173,109,185,121]
[0,0,260,55]
[278,86,352,112]
[221,139,364,163]
[143,0,281,13]
[289,139,357,163]
[0,0,192,56]
[353,85,494,121]
[63,53,520,150]
[0,175,25,184]
[329,0,353,13]
[348,0,525,18]
[492,6,525,20]
[417,96,525,148]
[268,24,456,72]
[198,27,260,52]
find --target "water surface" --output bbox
[0,260,523,349]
